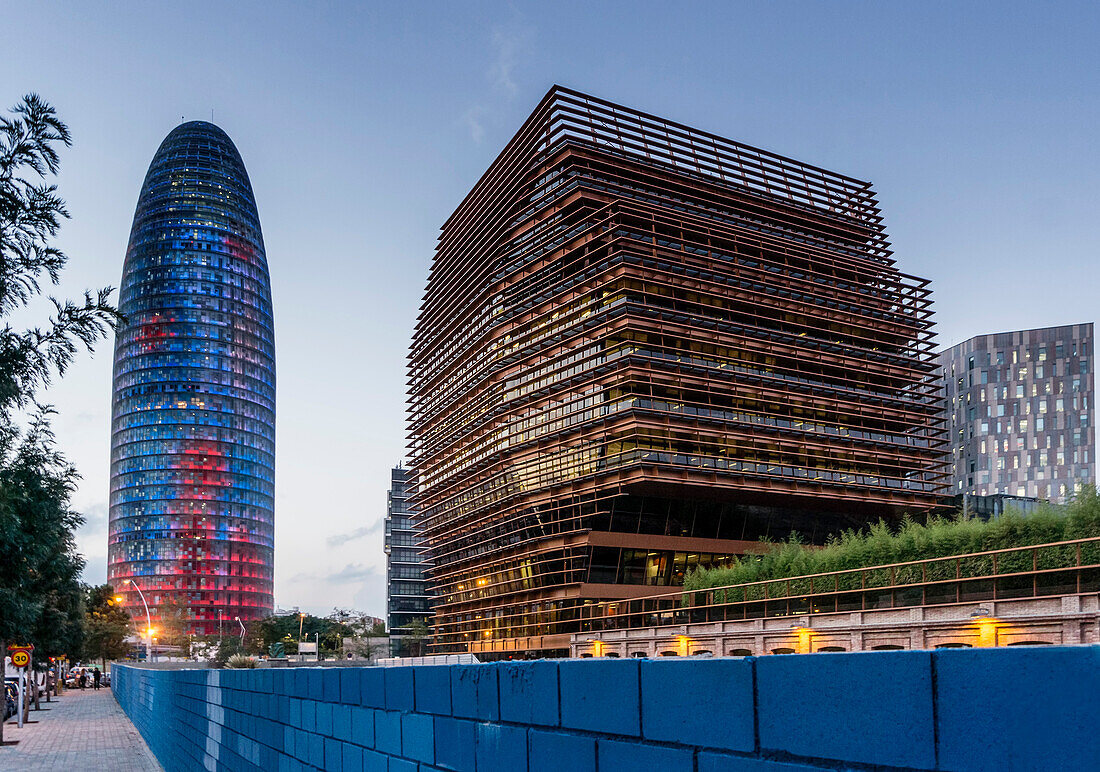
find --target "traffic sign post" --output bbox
[8,645,34,728]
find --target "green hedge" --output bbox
[683,485,1100,594]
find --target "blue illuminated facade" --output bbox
[108,122,275,634]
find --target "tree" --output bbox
[153,595,192,652]
[83,584,133,667]
[328,608,385,661]
[0,94,120,741]
[404,618,430,657]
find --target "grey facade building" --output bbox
[939,323,1094,503]
[383,467,432,655]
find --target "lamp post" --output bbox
[298,612,306,662]
[234,616,246,650]
[121,579,153,662]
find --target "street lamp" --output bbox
[298,612,306,662]
[234,616,246,649]
[122,579,153,662]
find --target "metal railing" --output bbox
[579,537,1100,632]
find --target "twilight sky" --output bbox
[2,1,1097,617]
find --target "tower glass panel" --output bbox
[107,122,275,635]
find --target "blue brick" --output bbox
[529,729,595,772]
[308,731,325,768]
[325,736,344,771]
[598,738,692,771]
[433,717,475,771]
[351,706,376,747]
[450,665,499,721]
[316,700,334,736]
[333,703,354,741]
[293,668,310,695]
[299,699,316,732]
[388,758,417,772]
[640,657,754,751]
[324,668,343,702]
[305,668,323,697]
[413,666,452,715]
[385,667,416,711]
[936,646,1100,772]
[278,751,295,772]
[363,749,388,772]
[376,710,402,755]
[360,667,386,708]
[499,661,558,726]
[698,754,821,772]
[475,723,527,772]
[756,650,935,769]
[341,668,362,705]
[401,712,434,764]
[559,659,640,737]
[342,742,365,772]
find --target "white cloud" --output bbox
[458,15,534,143]
[488,24,528,98]
[325,517,385,547]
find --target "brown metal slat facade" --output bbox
[408,86,947,656]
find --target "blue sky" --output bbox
[3,1,1097,617]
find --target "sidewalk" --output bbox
[1,686,162,771]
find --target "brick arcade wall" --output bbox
[113,647,1099,772]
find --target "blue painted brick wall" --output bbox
[528,729,595,772]
[499,661,558,726]
[757,650,936,769]
[559,658,640,737]
[640,657,755,751]
[450,665,498,721]
[474,723,526,772]
[114,647,1100,772]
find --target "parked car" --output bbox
[3,680,16,720]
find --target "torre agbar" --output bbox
[409,87,947,656]
[108,122,275,635]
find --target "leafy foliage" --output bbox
[0,409,86,660]
[402,618,430,657]
[82,583,133,665]
[225,654,256,669]
[684,486,1100,595]
[153,595,192,650]
[204,635,245,668]
[248,609,383,659]
[0,95,121,738]
[0,94,120,408]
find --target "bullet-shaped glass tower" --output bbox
[108,122,275,635]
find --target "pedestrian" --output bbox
[78,669,86,690]
[93,667,101,690]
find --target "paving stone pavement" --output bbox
[1,685,163,771]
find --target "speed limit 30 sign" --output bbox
[8,645,33,668]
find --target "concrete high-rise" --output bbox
[939,323,1094,503]
[108,122,275,635]
[409,86,946,656]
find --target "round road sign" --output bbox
[11,649,30,668]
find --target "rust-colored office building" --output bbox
[409,86,947,656]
